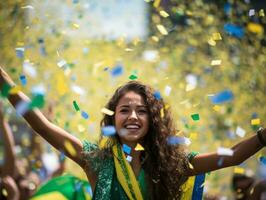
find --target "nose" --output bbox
[128,110,138,119]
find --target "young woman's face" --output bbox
[115,91,149,144]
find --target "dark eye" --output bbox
[138,109,147,114]
[120,109,128,113]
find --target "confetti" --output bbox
[153,91,162,100]
[57,59,67,68]
[217,157,224,166]
[135,143,144,151]
[209,90,234,104]
[259,9,265,17]
[29,94,45,109]
[101,126,116,136]
[153,0,161,8]
[23,60,37,77]
[101,107,114,116]
[259,156,266,165]
[126,155,133,162]
[9,85,22,94]
[15,100,30,116]
[235,126,246,138]
[122,144,132,154]
[191,113,200,121]
[164,85,171,96]
[129,74,138,80]
[156,24,168,35]
[224,23,244,38]
[64,140,77,156]
[247,22,263,34]
[248,9,255,16]
[212,32,222,40]
[73,100,80,111]
[167,136,191,146]
[21,5,34,9]
[211,59,222,66]
[81,111,89,119]
[0,83,12,97]
[111,65,123,77]
[217,147,234,156]
[15,47,24,58]
[159,10,169,18]
[234,167,245,174]
[20,75,27,86]
[251,118,260,125]
[160,108,164,118]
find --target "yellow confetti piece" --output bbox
[251,118,260,125]
[247,22,264,34]
[125,48,133,52]
[77,124,85,132]
[188,162,194,169]
[64,140,77,156]
[101,108,114,116]
[153,0,161,8]
[72,23,80,29]
[211,59,222,66]
[208,38,216,46]
[2,188,8,197]
[212,32,222,40]
[135,143,144,151]
[159,10,169,18]
[56,75,68,96]
[189,132,198,140]
[151,36,159,42]
[156,24,168,35]
[234,167,245,174]
[213,105,221,112]
[259,9,265,17]
[160,108,164,118]
[9,85,22,94]
[164,104,170,110]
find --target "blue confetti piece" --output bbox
[74,182,82,191]
[224,23,245,39]
[20,75,27,86]
[209,90,234,104]
[111,65,123,77]
[167,136,190,145]
[260,156,266,165]
[73,0,79,3]
[59,152,66,162]
[101,126,116,136]
[39,46,47,56]
[153,91,162,100]
[15,47,24,58]
[85,185,93,196]
[122,144,132,154]
[81,111,89,119]
[223,3,231,15]
[83,47,89,55]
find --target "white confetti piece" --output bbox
[217,147,234,156]
[211,60,222,66]
[164,85,172,96]
[235,126,246,138]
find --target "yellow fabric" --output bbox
[113,144,144,200]
[180,176,195,200]
[30,192,68,200]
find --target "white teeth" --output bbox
[126,125,139,129]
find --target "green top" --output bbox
[83,141,148,200]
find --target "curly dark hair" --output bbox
[97,81,190,199]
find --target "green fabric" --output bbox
[31,174,91,200]
[83,141,148,200]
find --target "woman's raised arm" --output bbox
[187,131,266,176]
[0,103,16,177]
[0,66,84,167]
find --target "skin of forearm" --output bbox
[229,134,263,166]
[0,120,16,177]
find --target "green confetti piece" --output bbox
[29,94,45,109]
[1,83,12,97]
[129,74,138,80]
[191,113,200,121]
[73,100,80,111]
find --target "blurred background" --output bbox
[0,0,266,199]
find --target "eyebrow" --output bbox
[118,105,147,108]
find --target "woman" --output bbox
[0,66,265,199]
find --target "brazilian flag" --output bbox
[30,174,92,200]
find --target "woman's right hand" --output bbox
[1,176,20,200]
